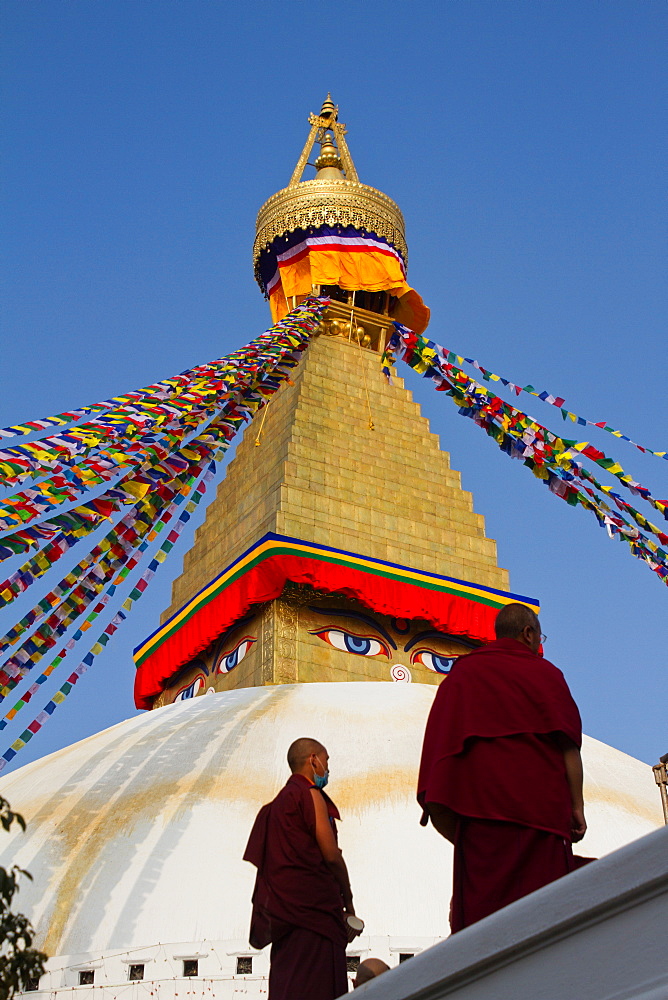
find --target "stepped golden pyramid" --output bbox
[168,334,508,609]
[152,331,511,698]
[0,97,661,999]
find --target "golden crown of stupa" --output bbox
[253,95,407,288]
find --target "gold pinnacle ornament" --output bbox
[254,95,407,288]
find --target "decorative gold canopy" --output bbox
[253,96,408,288]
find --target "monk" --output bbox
[353,958,390,988]
[244,737,362,1000]
[418,603,587,932]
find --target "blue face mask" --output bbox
[313,757,329,790]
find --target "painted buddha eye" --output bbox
[216,636,256,674]
[174,674,206,701]
[310,628,389,658]
[411,650,456,675]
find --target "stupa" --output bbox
[0,98,662,999]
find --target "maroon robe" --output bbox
[244,773,348,1000]
[417,637,585,930]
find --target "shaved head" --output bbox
[495,603,540,639]
[354,958,390,987]
[287,737,326,773]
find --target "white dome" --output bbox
[0,682,662,994]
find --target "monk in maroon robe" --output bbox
[244,737,362,1000]
[418,603,588,932]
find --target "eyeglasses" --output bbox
[531,626,547,643]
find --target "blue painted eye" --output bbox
[310,628,389,658]
[216,636,256,674]
[411,651,456,675]
[175,674,206,701]
[345,634,374,654]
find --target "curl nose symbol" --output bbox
[390,664,412,683]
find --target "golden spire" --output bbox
[313,131,344,180]
[319,93,337,119]
[287,94,359,186]
[253,96,407,288]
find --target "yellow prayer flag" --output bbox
[122,481,150,500]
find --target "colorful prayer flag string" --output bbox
[428,343,667,462]
[0,300,326,559]
[384,326,667,524]
[0,299,327,767]
[0,321,301,445]
[0,460,207,701]
[0,312,323,530]
[385,325,668,585]
[0,462,216,766]
[0,462,197,627]
[0,463,215,743]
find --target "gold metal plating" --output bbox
[254,180,407,284]
[253,96,407,288]
[319,298,392,355]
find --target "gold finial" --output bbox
[314,131,343,178]
[284,94,358,188]
[319,94,338,120]
[254,99,408,286]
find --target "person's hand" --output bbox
[344,909,364,942]
[570,807,586,843]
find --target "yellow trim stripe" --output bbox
[134,534,539,666]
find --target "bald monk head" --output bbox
[287,737,329,781]
[353,958,390,988]
[495,603,542,654]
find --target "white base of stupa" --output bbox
[20,827,668,1000]
[1,683,662,999]
[19,933,438,999]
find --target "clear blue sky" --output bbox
[1,1,666,770]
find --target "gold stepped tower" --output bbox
[165,333,508,617]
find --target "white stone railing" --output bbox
[350,826,668,1000]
